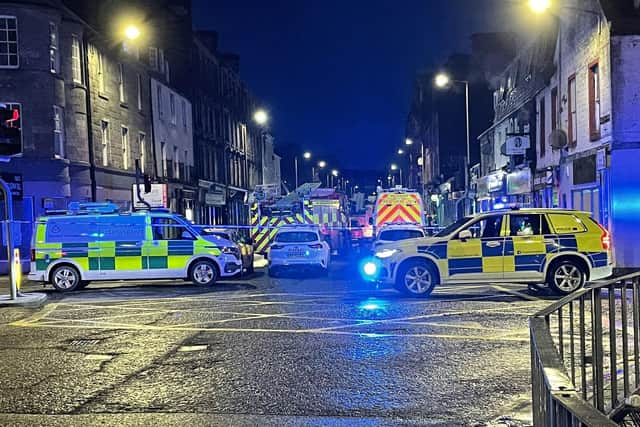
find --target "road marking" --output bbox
[178,345,208,352]
[84,354,114,361]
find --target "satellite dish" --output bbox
[549,129,568,149]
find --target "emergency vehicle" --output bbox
[267,225,331,277]
[373,188,425,234]
[363,208,612,297]
[28,202,243,291]
[308,188,350,255]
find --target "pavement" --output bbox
[0,258,561,426]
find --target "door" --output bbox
[447,214,506,281]
[146,217,197,278]
[504,213,550,281]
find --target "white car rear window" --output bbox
[276,232,319,243]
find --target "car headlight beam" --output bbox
[375,248,400,259]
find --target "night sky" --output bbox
[192,0,524,171]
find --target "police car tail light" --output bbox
[308,243,323,249]
[598,224,611,250]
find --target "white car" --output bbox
[372,223,426,251]
[267,226,331,277]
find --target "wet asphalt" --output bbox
[0,259,561,426]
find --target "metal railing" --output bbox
[531,273,640,426]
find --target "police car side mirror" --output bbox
[458,230,473,241]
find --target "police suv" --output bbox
[28,203,243,291]
[363,208,612,297]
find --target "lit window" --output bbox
[71,36,82,83]
[101,121,110,166]
[118,63,125,103]
[53,105,65,158]
[138,132,146,172]
[589,63,601,140]
[49,22,58,73]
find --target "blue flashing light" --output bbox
[363,262,377,276]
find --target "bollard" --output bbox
[13,248,21,294]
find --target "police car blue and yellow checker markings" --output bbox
[414,216,608,279]
[32,214,232,280]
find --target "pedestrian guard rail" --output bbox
[531,272,640,426]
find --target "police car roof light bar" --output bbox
[67,202,120,215]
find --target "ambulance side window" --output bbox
[151,218,196,240]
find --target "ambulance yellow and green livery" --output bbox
[28,203,242,291]
[364,208,613,296]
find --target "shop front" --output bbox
[533,168,557,208]
[197,180,226,225]
[476,171,506,212]
[506,167,532,207]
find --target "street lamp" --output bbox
[294,151,314,189]
[434,72,470,217]
[253,109,268,126]
[405,138,413,146]
[397,148,404,155]
[391,164,403,186]
[124,24,141,41]
[303,151,311,159]
[528,0,551,14]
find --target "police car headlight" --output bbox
[375,248,401,259]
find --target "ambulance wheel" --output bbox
[397,259,437,298]
[50,265,82,292]
[547,259,585,295]
[189,260,218,287]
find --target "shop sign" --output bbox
[132,183,167,209]
[507,168,532,195]
[0,172,22,199]
[505,135,530,155]
[477,172,505,198]
[205,184,226,206]
[534,170,554,188]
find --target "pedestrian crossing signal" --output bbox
[0,103,22,157]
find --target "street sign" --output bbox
[132,183,167,209]
[0,172,22,199]
[505,135,530,155]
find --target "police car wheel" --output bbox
[398,260,437,297]
[51,265,81,292]
[190,260,218,287]
[548,260,585,295]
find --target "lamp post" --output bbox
[294,151,312,189]
[391,164,402,187]
[434,72,470,216]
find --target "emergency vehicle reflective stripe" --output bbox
[33,220,222,273]
[417,234,609,278]
[376,203,421,228]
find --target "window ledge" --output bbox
[98,92,109,101]
[72,82,87,90]
[120,102,129,109]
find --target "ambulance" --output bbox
[28,202,243,291]
[372,188,425,234]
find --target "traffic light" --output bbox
[0,103,22,157]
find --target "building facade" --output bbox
[150,77,194,219]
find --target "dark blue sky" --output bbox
[192,0,517,170]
